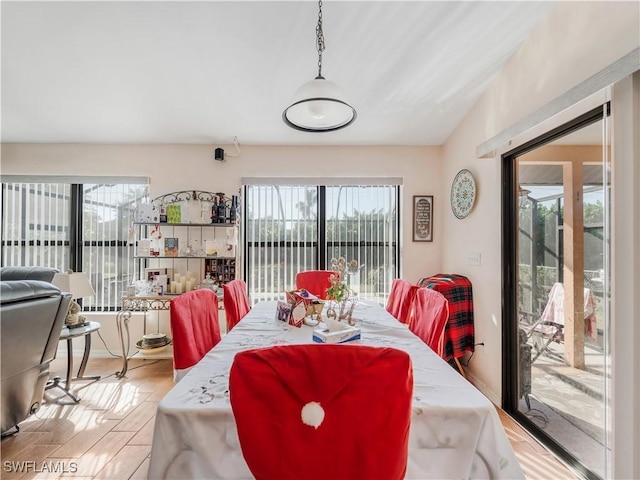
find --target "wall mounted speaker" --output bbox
[214,148,225,161]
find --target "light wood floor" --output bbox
[1,357,579,479]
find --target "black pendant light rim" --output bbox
[282,97,357,132]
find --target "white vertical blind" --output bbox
[245,185,319,302]
[1,183,72,268]
[245,183,398,304]
[81,183,146,310]
[325,185,398,301]
[1,181,147,311]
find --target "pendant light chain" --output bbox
[316,0,325,78]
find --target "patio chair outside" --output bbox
[519,282,597,363]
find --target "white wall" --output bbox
[1,143,444,355]
[440,1,639,477]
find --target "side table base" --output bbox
[46,321,102,403]
[45,376,80,403]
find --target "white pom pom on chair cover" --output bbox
[229,344,413,480]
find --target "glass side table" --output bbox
[46,320,101,403]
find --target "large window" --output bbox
[1,178,148,311]
[244,181,400,303]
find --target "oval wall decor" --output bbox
[450,169,477,219]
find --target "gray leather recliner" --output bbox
[1,266,59,282]
[1,267,71,435]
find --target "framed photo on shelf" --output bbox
[164,238,179,257]
[413,195,433,242]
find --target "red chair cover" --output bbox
[222,279,250,332]
[294,270,335,299]
[230,344,413,480]
[169,289,221,371]
[409,287,449,358]
[386,278,418,324]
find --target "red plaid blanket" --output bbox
[417,274,475,361]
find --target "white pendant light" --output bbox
[283,0,356,132]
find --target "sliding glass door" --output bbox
[504,106,611,479]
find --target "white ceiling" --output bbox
[1,1,554,146]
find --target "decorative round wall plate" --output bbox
[450,169,477,219]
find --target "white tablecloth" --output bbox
[148,301,523,479]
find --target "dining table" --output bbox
[148,300,524,479]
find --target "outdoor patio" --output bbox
[519,340,610,478]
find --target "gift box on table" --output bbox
[286,289,319,307]
[276,300,307,328]
[283,290,324,328]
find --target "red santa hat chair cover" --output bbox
[409,287,449,358]
[386,278,419,324]
[169,288,221,382]
[222,279,250,332]
[295,270,336,300]
[229,344,413,480]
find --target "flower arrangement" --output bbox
[325,257,360,323]
[326,272,349,302]
[326,257,360,302]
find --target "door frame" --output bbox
[501,105,608,480]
